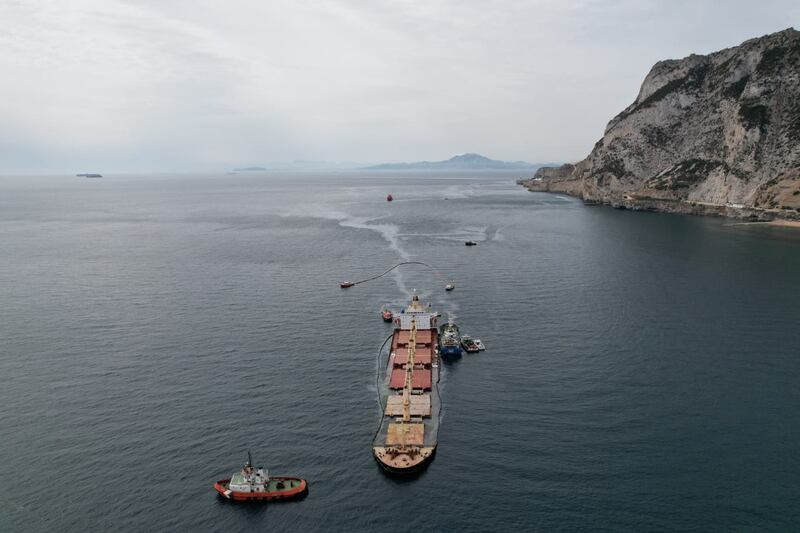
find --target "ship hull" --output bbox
[373,446,436,474]
[439,345,462,357]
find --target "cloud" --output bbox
[0,0,797,172]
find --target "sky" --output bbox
[0,0,798,173]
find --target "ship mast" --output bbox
[402,318,417,423]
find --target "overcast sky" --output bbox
[0,0,797,172]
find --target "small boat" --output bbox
[76,173,102,178]
[340,281,354,288]
[465,240,477,246]
[213,452,308,502]
[381,308,393,322]
[474,339,485,351]
[461,335,480,353]
[387,194,393,202]
[445,283,455,291]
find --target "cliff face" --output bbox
[522,28,800,219]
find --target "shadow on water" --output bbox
[440,354,463,366]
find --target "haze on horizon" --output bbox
[1,0,798,173]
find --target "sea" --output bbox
[1,171,800,531]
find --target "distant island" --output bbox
[233,166,268,171]
[363,153,541,171]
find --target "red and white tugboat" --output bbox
[381,308,393,322]
[213,452,307,502]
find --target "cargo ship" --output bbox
[373,293,440,473]
[439,321,462,358]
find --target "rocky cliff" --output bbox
[521,28,800,220]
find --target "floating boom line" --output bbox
[341,261,451,288]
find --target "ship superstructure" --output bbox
[373,293,440,473]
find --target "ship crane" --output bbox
[401,318,417,423]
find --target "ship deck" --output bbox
[373,327,440,451]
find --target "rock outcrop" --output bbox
[521,28,800,220]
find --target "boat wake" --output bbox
[337,218,411,295]
[279,205,413,294]
[338,218,410,262]
[280,204,456,304]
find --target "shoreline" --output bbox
[763,219,800,228]
[517,179,800,227]
[724,220,800,228]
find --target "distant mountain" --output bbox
[363,153,540,170]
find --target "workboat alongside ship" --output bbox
[461,335,480,353]
[373,293,441,474]
[439,321,462,358]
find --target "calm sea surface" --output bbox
[2,172,800,531]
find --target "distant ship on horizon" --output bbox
[76,173,102,178]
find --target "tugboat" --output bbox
[214,452,307,502]
[439,321,462,358]
[340,281,354,288]
[461,335,480,353]
[464,240,477,246]
[381,308,393,322]
[445,283,455,291]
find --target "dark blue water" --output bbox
[2,172,800,531]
